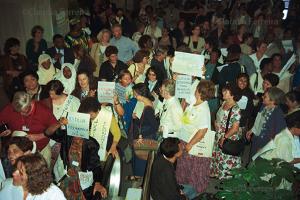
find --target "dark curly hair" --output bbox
[196,80,215,101]
[16,153,52,195]
[9,137,33,153]
[4,37,20,54]
[222,83,241,102]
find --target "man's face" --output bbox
[54,38,65,49]
[112,27,122,39]
[272,56,282,69]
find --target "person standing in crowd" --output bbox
[247,87,287,159]
[71,70,97,102]
[99,45,128,82]
[211,83,242,179]
[210,15,225,45]
[37,54,59,86]
[110,24,139,65]
[114,8,135,37]
[20,70,48,101]
[26,25,47,70]
[171,19,188,47]
[116,70,137,133]
[128,50,151,84]
[240,33,254,55]
[158,27,177,50]
[130,83,159,177]
[138,35,154,60]
[285,91,300,116]
[159,79,183,136]
[233,24,247,45]
[1,37,29,99]
[250,13,267,41]
[90,29,111,78]
[73,44,97,75]
[132,22,145,43]
[53,63,76,95]
[150,47,168,80]
[13,153,66,200]
[249,58,273,95]
[65,19,90,50]
[249,40,268,71]
[144,67,163,97]
[150,138,187,200]
[176,80,215,193]
[0,91,60,166]
[144,16,162,44]
[183,25,205,54]
[46,34,75,70]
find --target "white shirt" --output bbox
[180,101,211,139]
[185,79,200,105]
[249,53,268,71]
[53,95,81,120]
[160,96,183,134]
[249,72,264,95]
[293,135,300,169]
[26,184,66,200]
[0,178,23,200]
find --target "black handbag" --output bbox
[221,107,247,156]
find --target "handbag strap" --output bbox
[225,106,234,133]
[138,111,145,136]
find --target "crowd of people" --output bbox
[0,0,300,199]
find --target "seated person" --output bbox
[150,137,195,200]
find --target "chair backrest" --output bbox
[141,150,155,200]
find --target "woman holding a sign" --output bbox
[176,80,215,193]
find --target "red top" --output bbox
[0,101,58,150]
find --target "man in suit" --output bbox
[46,34,75,70]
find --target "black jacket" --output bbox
[99,60,128,82]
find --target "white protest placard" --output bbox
[282,40,294,53]
[133,101,144,119]
[115,83,126,104]
[172,51,204,78]
[97,81,115,104]
[175,75,192,99]
[279,54,296,79]
[67,112,90,139]
[189,130,216,158]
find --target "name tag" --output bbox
[78,171,93,190]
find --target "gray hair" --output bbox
[12,91,31,112]
[96,29,111,43]
[162,79,176,96]
[267,87,285,105]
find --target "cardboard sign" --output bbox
[172,51,204,78]
[67,112,90,139]
[97,81,115,104]
[115,83,127,104]
[189,130,216,158]
[175,75,192,99]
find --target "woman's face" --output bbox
[41,59,51,69]
[102,32,110,43]
[49,90,59,100]
[120,73,132,87]
[78,74,89,89]
[148,70,157,82]
[13,161,27,187]
[178,21,185,30]
[24,75,38,91]
[8,144,25,165]
[162,28,169,37]
[34,30,43,40]
[63,67,72,79]
[192,26,201,36]
[222,89,234,101]
[10,45,20,55]
[286,97,298,110]
[262,92,274,106]
[142,56,149,65]
[263,80,272,92]
[237,77,248,90]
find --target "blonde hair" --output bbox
[97,29,111,43]
[12,91,31,112]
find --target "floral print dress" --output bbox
[211,103,241,179]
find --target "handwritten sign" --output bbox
[97,81,115,104]
[282,40,294,53]
[115,83,126,104]
[189,130,216,158]
[279,54,296,79]
[172,51,204,78]
[175,75,192,99]
[67,112,90,139]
